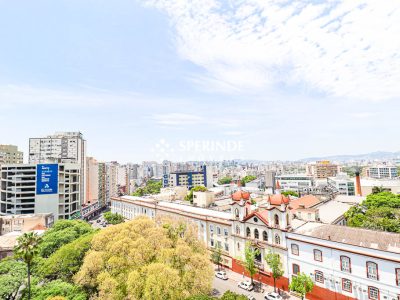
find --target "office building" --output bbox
[307,161,339,179]
[29,132,86,204]
[327,173,355,196]
[0,163,81,220]
[86,157,99,205]
[275,174,314,191]
[167,165,213,189]
[364,165,398,179]
[0,145,23,164]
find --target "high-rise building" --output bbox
[364,164,398,179]
[0,145,23,164]
[29,132,87,204]
[98,162,109,208]
[307,161,339,179]
[0,163,81,220]
[86,157,99,205]
[167,165,213,189]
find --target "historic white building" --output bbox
[111,191,400,300]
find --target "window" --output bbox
[292,264,300,275]
[224,228,229,236]
[210,225,214,233]
[236,225,240,235]
[274,214,279,226]
[237,242,240,251]
[246,227,251,237]
[368,286,379,300]
[217,227,221,235]
[340,256,351,273]
[315,271,324,283]
[263,231,268,241]
[210,239,214,247]
[254,229,259,239]
[396,268,400,286]
[224,243,229,252]
[275,234,280,245]
[291,244,299,255]
[367,262,379,280]
[342,279,352,293]
[313,249,322,262]
[217,241,222,248]
[235,208,239,218]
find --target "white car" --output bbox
[215,270,228,280]
[238,281,254,291]
[264,292,282,300]
[247,295,256,300]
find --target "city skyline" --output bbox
[0,0,399,162]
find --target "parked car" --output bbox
[215,271,228,280]
[238,281,253,291]
[247,295,256,300]
[96,219,101,223]
[264,292,282,300]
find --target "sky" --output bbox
[0,0,399,163]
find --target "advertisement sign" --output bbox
[36,164,59,195]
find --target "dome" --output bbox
[268,194,289,205]
[232,190,251,201]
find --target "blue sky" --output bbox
[0,0,399,163]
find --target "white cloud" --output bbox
[143,0,400,100]
[152,113,204,126]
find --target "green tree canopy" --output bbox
[74,217,213,300]
[241,175,257,186]
[103,212,124,225]
[132,180,162,196]
[211,246,223,271]
[0,258,26,300]
[289,273,314,300]
[39,220,94,258]
[218,177,233,185]
[266,252,284,292]
[243,242,260,285]
[27,279,87,300]
[281,190,299,197]
[220,290,248,300]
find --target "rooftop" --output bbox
[289,195,320,211]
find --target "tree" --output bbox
[243,242,260,285]
[103,212,124,225]
[220,290,247,300]
[218,177,232,185]
[281,190,299,197]
[185,186,208,202]
[266,252,284,292]
[74,217,213,300]
[39,220,94,258]
[289,273,314,300]
[240,175,257,186]
[372,186,386,194]
[0,258,26,300]
[132,180,162,196]
[38,233,94,282]
[27,279,87,300]
[14,232,42,300]
[211,246,223,271]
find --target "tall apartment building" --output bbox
[98,162,109,207]
[29,132,86,204]
[307,161,339,179]
[364,165,398,179]
[86,157,99,205]
[0,145,23,164]
[0,163,81,220]
[167,165,213,189]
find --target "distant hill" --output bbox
[301,151,400,163]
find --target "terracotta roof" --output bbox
[242,210,269,225]
[232,190,250,201]
[268,194,289,205]
[30,224,47,231]
[289,195,320,211]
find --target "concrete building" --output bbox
[86,157,99,205]
[0,213,53,235]
[307,161,339,179]
[275,174,314,191]
[29,132,86,204]
[327,173,355,196]
[111,193,400,300]
[360,179,400,195]
[364,165,398,179]
[98,162,109,207]
[193,190,215,208]
[0,145,23,164]
[167,165,213,189]
[0,163,81,220]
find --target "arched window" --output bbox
[254,229,259,239]
[287,213,290,226]
[237,242,240,251]
[236,225,240,235]
[263,231,268,242]
[274,214,279,226]
[246,227,251,237]
[235,208,239,218]
[366,261,379,280]
[275,234,281,245]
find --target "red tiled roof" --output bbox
[242,210,269,225]
[289,195,320,211]
[268,194,290,205]
[232,190,250,201]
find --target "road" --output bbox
[212,267,296,300]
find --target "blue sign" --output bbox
[36,164,59,195]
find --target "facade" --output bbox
[98,162,109,207]
[111,192,400,300]
[86,157,99,205]
[327,174,355,196]
[0,145,23,164]
[275,174,314,191]
[0,163,81,220]
[29,131,86,204]
[307,161,339,179]
[0,213,53,235]
[167,165,213,189]
[364,165,398,179]
[193,191,215,207]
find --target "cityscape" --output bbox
[1,1,400,300]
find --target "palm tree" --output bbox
[14,232,42,300]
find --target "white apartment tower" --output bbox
[29,132,87,204]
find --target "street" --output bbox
[212,267,297,300]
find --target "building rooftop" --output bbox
[316,200,353,224]
[334,195,365,204]
[289,195,320,211]
[293,223,400,254]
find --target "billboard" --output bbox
[36,164,59,195]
